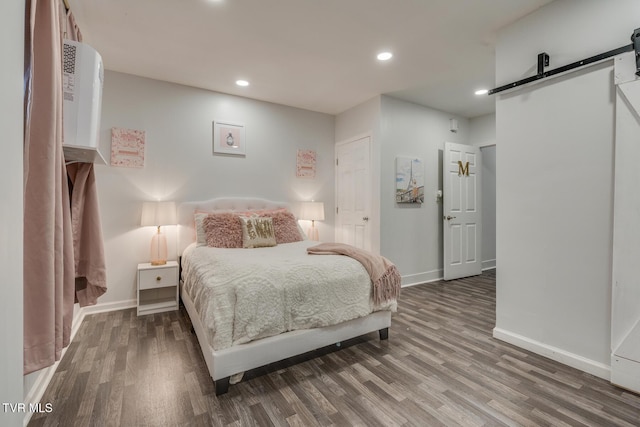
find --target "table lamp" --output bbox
[140,201,176,265]
[299,201,325,241]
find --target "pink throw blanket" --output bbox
[307,243,401,305]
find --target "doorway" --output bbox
[480,144,496,271]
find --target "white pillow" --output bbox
[194,212,209,246]
[240,216,277,248]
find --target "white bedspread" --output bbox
[181,241,396,351]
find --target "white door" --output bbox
[443,142,482,280]
[335,136,371,250]
[611,52,640,393]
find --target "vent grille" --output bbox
[63,42,76,102]
[63,43,76,74]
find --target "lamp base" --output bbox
[150,228,168,265]
[307,224,319,241]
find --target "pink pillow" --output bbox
[263,210,303,243]
[203,213,243,248]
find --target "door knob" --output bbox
[444,215,456,221]
[362,216,369,221]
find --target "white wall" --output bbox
[469,113,496,147]
[380,96,469,284]
[335,96,381,144]
[494,0,640,378]
[95,71,336,305]
[0,1,24,425]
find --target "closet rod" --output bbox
[488,27,640,95]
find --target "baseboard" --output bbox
[482,259,496,270]
[22,299,136,426]
[401,269,443,287]
[401,262,496,288]
[79,299,137,316]
[492,327,611,381]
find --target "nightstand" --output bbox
[137,261,179,316]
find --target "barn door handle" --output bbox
[444,215,456,221]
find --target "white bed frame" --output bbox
[177,197,391,395]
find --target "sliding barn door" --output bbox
[611,52,640,393]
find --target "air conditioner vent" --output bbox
[62,40,106,164]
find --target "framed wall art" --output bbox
[213,121,246,156]
[396,157,424,204]
[296,149,316,178]
[110,127,145,168]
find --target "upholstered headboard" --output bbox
[177,197,292,255]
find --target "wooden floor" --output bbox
[30,271,640,426]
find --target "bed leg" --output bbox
[215,377,231,396]
[379,327,389,341]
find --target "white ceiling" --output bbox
[68,0,554,118]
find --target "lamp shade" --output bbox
[299,201,325,221]
[140,201,176,227]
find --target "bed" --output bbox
[177,197,397,395]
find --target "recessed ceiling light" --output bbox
[377,52,393,61]
[475,89,489,95]
[236,80,249,87]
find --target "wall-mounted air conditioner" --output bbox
[62,40,106,164]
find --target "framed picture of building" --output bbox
[396,157,424,204]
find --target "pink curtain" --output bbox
[67,163,107,306]
[64,4,107,306]
[23,0,74,374]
